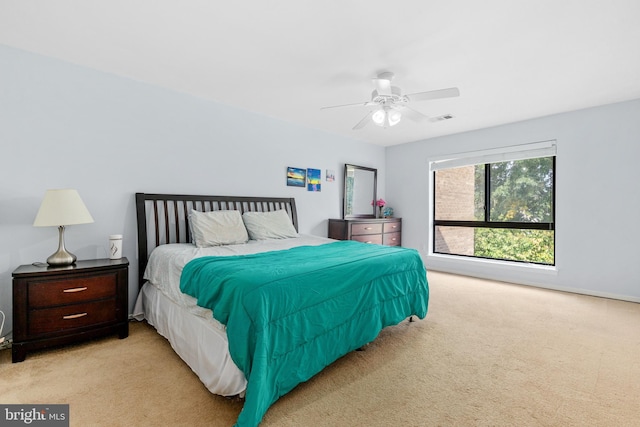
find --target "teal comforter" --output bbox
[180,240,429,426]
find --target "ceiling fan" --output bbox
[321,72,460,130]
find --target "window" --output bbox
[432,144,555,265]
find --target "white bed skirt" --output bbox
[133,283,247,396]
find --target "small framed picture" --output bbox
[326,169,335,182]
[307,168,321,192]
[287,167,306,187]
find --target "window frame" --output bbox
[432,155,556,266]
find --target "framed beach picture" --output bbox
[307,168,321,192]
[287,167,306,187]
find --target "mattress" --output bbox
[132,234,336,397]
[133,282,246,396]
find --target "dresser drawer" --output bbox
[383,221,401,234]
[28,274,117,308]
[350,223,383,235]
[351,234,383,245]
[328,218,402,248]
[383,232,401,246]
[29,299,118,336]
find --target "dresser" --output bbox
[328,217,402,246]
[12,258,129,362]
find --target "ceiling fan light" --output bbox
[388,109,402,126]
[372,109,386,126]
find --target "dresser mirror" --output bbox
[343,164,377,218]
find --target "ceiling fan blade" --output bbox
[405,87,460,102]
[352,111,374,130]
[396,105,429,123]
[396,106,454,124]
[372,77,392,96]
[321,100,376,110]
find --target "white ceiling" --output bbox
[2,1,640,146]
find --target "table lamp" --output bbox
[33,189,94,266]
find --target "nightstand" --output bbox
[12,258,129,363]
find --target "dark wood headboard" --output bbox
[135,193,298,288]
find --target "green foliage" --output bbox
[345,176,354,215]
[488,157,553,222]
[474,228,554,264]
[473,157,554,264]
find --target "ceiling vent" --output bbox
[432,114,454,121]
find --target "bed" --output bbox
[133,193,429,426]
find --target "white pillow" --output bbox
[242,210,299,240]
[189,209,249,247]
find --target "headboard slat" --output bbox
[135,193,298,288]
[163,200,170,245]
[153,200,160,248]
[173,200,179,244]
[183,200,189,244]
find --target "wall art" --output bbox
[307,168,321,192]
[286,167,306,187]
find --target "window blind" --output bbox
[430,140,556,171]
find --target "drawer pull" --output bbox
[364,227,373,230]
[391,225,397,229]
[63,287,88,293]
[365,241,373,244]
[63,312,88,320]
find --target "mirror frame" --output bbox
[343,164,378,219]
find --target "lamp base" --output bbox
[46,249,77,267]
[46,225,77,267]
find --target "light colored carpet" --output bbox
[1,271,639,426]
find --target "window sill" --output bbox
[425,252,558,283]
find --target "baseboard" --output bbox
[428,268,640,304]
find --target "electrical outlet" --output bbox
[0,338,12,350]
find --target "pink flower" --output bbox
[375,198,386,207]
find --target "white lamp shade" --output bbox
[372,109,386,126]
[372,106,402,127]
[33,189,94,227]
[388,109,402,126]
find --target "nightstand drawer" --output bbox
[383,232,401,246]
[352,234,383,245]
[351,223,383,235]
[29,299,118,336]
[28,274,117,308]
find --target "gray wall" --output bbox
[386,98,640,302]
[0,45,386,335]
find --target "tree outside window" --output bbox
[434,156,555,265]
